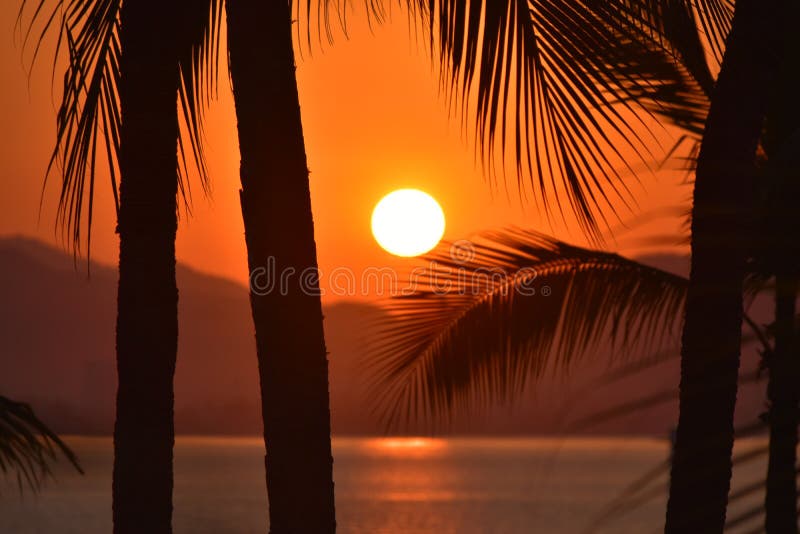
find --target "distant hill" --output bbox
[0,236,768,436]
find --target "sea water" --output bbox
[0,436,768,533]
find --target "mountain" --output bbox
[0,236,768,436]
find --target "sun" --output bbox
[371,189,446,257]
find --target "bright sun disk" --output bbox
[371,189,445,257]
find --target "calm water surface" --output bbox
[0,436,767,533]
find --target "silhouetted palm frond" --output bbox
[623,0,714,138]
[18,0,223,256]
[310,1,721,239]
[419,1,674,239]
[367,228,687,426]
[622,0,733,69]
[176,0,224,205]
[0,395,82,493]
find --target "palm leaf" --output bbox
[421,0,672,239]
[176,0,224,206]
[621,0,732,71]
[0,395,82,493]
[631,0,714,137]
[308,1,724,239]
[367,228,687,427]
[19,0,223,257]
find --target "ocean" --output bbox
[0,436,767,533]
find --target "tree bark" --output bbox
[225,1,337,532]
[665,1,786,532]
[113,2,181,533]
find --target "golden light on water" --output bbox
[378,437,446,449]
[364,437,448,457]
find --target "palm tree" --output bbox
[665,1,794,530]
[595,1,800,529]
[759,21,800,527]
[224,2,336,530]
[633,4,800,527]
[21,0,220,531]
[368,2,776,530]
[367,5,781,527]
[0,395,82,492]
[112,3,183,531]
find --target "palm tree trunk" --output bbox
[763,9,800,529]
[766,276,799,533]
[665,1,787,531]
[113,2,181,533]
[225,1,337,532]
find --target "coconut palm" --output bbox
[20,0,221,531]
[595,1,798,529]
[224,2,338,529]
[0,395,82,492]
[663,0,798,530]
[373,5,781,528]
[632,4,800,528]
[758,13,800,529]
[635,5,800,528]
[111,3,212,532]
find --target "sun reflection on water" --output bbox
[357,437,449,459]
[373,437,447,450]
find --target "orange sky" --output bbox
[0,4,690,301]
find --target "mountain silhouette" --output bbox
[0,236,767,436]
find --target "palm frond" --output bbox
[685,0,733,65]
[614,0,716,146]
[0,395,82,493]
[20,0,121,256]
[310,1,716,239]
[421,0,676,239]
[367,228,687,427]
[176,0,225,205]
[19,0,222,256]
[621,0,733,68]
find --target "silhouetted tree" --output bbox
[112,2,182,532]
[21,0,220,531]
[225,2,337,530]
[630,5,800,527]
[760,16,800,527]
[665,1,792,530]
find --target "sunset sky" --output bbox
[0,3,690,299]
